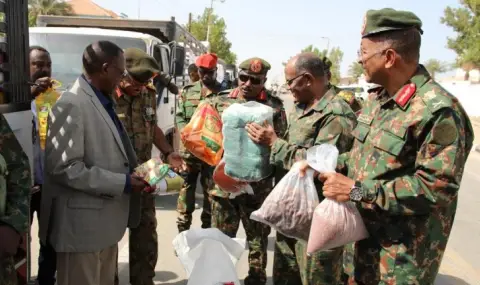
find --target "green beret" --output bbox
[239,57,271,75]
[124,48,160,83]
[361,8,423,38]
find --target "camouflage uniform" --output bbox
[333,85,363,114]
[207,82,288,284]
[322,57,362,114]
[338,9,475,285]
[176,80,223,232]
[270,87,357,285]
[0,114,32,285]
[113,48,163,285]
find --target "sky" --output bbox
[95,0,461,83]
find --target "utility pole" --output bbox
[138,0,141,19]
[320,36,330,52]
[206,0,225,51]
[188,13,192,32]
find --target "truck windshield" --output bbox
[29,33,147,91]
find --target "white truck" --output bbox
[32,15,208,154]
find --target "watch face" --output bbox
[350,187,362,202]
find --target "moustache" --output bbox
[32,71,50,81]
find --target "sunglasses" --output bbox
[239,74,263,85]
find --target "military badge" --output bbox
[338,91,355,105]
[250,59,263,73]
[145,106,155,117]
[395,83,416,107]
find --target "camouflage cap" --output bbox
[124,48,160,83]
[361,8,423,38]
[239,57,271,75]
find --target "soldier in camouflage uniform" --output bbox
[113,48,185,285]
[246,53,357,285]
[322,56,362,113]
[0,114,32,285]
[175,53,224,232]
[314,9,474,285]
[206,57,287,285]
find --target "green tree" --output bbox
[186,8,237,64]
[284,45,344,85]
[441,0,480,76]
[423,59,449,79]
[28,0,73,27]
[348,62,364,82]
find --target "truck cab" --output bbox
[29,27,181,155]
[31,14,210,156]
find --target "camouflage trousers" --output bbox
[273,232,344,285]
[176,161,213,232]
[114,193,158,285]
[0,256,17,285]
[211,191,271,285]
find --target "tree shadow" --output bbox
[435,274,471,285]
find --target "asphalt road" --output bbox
[28,93,480,284]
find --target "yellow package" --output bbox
[34,84,61,150]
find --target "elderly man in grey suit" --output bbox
[39,41,149,285]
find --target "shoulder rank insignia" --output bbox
[395,83,416,107]
[338,90,355,105]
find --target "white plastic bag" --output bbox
[172,228,246,284]
[250,162,319,241]
[306,144,369,254]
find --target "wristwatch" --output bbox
[349,181,363,202]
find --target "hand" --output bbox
[31,77,52,98]
[320,172,355,202]
[245,121,278,146]
[0,225,21,259]
[166,152,187,172]
[131,175,150,193]
[297,160,315,178]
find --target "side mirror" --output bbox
[174,46,185,77]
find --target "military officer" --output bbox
[322,56,363,114]
[306,9,474,284]
[0,114,31,285]
[113,48,184,285]
[206,57,287,285]
[246,53,357,285]
[175,53,224,233]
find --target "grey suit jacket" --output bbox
[39,76,140,253]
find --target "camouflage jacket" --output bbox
[332,84,363,114]
[113,84,156,164]
[0,114,31,234]
[206,88,288,198]
[176,81,223,163]
[270,86,357,176]
[337,66,474,284]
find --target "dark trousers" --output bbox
[30,189,57,285]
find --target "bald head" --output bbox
[288,52,326,78]
[82,41,124,75]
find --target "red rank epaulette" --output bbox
[395,83,416,107]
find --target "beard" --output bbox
[31,70,51,82]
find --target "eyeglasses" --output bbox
[285,73,307,87]
[357,49,387,63]
[238,74,263,85]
